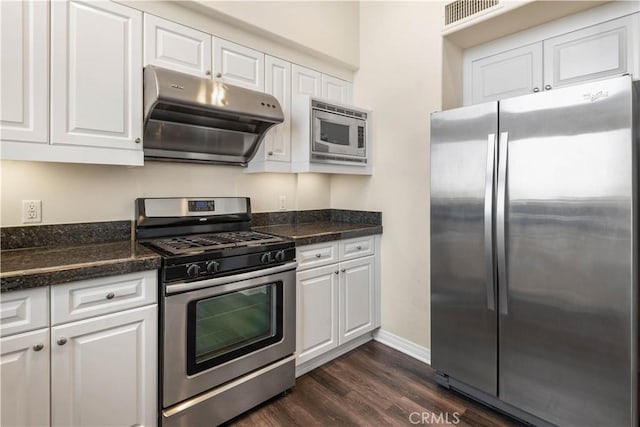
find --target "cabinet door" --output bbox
[543,15,635,90]
[144,14,212,78]
[263,56,291,163]
[321,74,353,104]
[213,38,264,91]
[339,256,375,344]
[0,0,48,143]
[51,0,143,150]
[0,329,50,427]
[51,305,157,427]
[471,43,543,104]
[296,264,338,365]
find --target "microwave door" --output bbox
[313,111,359,155]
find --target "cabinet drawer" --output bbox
[339,236,375,261]
[51,270,157,325]
[296,242,339,270]
[0,287,49,337]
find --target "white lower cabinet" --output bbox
[0,270,158,427]
[0,328,50,427]
[295,236,380,373]
[51,305,157,427]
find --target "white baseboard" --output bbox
[373,329,431,365]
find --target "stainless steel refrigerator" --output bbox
[430,75,638,426]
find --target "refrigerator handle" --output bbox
[484,133,496,311]
[497,131,509,315]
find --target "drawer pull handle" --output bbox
[106,292,115,300]
[33,343,44,352]
[341,269,346,273]
[57,337,67,346]
[356,245,362,250]
[315,253,322,258]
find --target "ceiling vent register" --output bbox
[445,0,500,26]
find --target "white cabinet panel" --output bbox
[263,56,291,163]
[339,236,375,261]
[144,14,212,78]
[543,15,635,89]
[51,0,143,150]
[51,270,157,325]
[0,328,50,427]
[0,0,48,144]
[296,264,338,364]
[321,74,353,104]
[0,287,49,338]
[296,241,339,270]
[51,305,157,427]
[339,256,375,344]
[213,38,264,91]
[292,64,322,99]
[471,43,543,104]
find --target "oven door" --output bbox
[162,262,296,408]
[312,110,366,158]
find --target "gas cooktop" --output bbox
[145,231,286,256]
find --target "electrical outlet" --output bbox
[22,200,42,224]
[278,195,287,211]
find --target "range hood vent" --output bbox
[143,66,284,166]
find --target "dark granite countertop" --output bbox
[1,221,162,292]
[255,222,382,246]
[1,241,161,292]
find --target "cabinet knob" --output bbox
[33,343,44,352]
[341,269,346,273]
[545,84,552,91]
[216,72,222,78]
[106,292,115,300]
[268,151,274,156]
[335,271,339,275]
[205,70,211,76]
[533,87,540,93]
[57,337,67,346]
[135,137,141,144]
[315,253,322,258]
[356,245,362,250]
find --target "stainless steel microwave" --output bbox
[310,98,368,165]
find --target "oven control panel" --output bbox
[164,247,296,283]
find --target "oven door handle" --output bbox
[165,262,298,295]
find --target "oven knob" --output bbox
[186,264,200,278]
[275,250,285,262]
[260,252,273,264]
[206,261,220,274]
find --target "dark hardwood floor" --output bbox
[227,341,523,426]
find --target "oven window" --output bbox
[186,282,283,375]
[320,120,350,146]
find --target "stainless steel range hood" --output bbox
[143,66,284,166]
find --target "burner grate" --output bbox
[148,231,284,255]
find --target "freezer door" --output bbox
[431,102,498,396]
[498,76,637,426]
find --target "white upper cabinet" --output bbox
[0,0,48,144]
[321,74,353,104]
[292,64,322,99]
[543,15,636,90]
[213,38,265,91]
[471,43,543,104]
[144,14,212,78]
[464,7,639,105]
[263,56,292,163]
[51,0,143,151]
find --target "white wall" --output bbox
[330,1,443,349]
[186,1,360,70]
[0,160,330,225]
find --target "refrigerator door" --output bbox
[498,76,637,426]
[431,102,498,396]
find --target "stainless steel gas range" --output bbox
[135,197,296,426]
